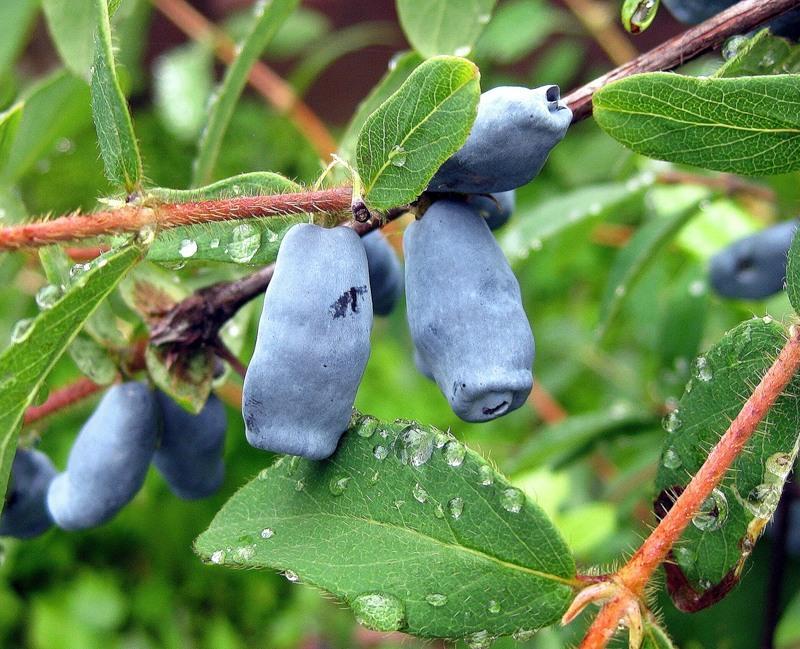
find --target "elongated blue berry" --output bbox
[709,220,797,300]
[465,191,516,231]
[243,224,372,459]
[428,86,572,194]
[0,449,56,539]
[153,392,226,499]
[363,230,403,316]
[47,382,159,530]
[405,200,534,422]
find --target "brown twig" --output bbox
[564,0,800,121]
[573,324,800,649]
[656,171,777,202]
[150,0,337,160]
[528,383,568,424]
[560,0,638,66]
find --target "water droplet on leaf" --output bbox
[501,488,524,514]
[351,592,406,632]
[11,318,34,343]
[227,222,261,263]
[426,593,447,607]
[35,284,63,310]
[662,447,682,470]
[444,440,465,467]
[329,476,350,496]
[412,483,429,503]
[260,528,275,539]
[447,497,464,520]
[692,488,728,531]
[478,465,494,486]
[179,238,198,258]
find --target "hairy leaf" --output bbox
[593,72,800,176]
[355,56,480,210]
[146,172,303,265]
[192,0,299,186]
[715,30,800,79]
[397,0,496,58]
[42,0,95,77]
[196,415,576,640]
[91,0,143,191]
[785,221,800,315]
[654,318,800,611]
[0,244,142,510]
[642,619,676,649]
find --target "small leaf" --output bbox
[146,172,302,266]
[621,0,661,34]
[654,318,800,611]
[355,56,480,210]
[716,30,800,79]
[596,194,705,340]
[499,177,654,263]
[0,244,142,507]
[91,0,143,191]
[397,0,497,58]
[0,103,24,167]
[196,415,576,640]
[42,0,95,77]
[192,0,300,186]
[339,51,423,161]
[642,618,676,649]
[785,221,800,315]
[593,72,800,176]
[145,345,214,414]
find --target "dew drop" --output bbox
[136,224,156,246]
[426,593,448,607]
[478,465,494,486]
[357,416,379,438]
[210,550,225,564]
[662,410,682,433]
[723,34,750,60]
[444,440,466,467]
[397,426,434,467]
[512,629,537,642]
[11,318,34,343]
[209,238,220,249]
[662,447,682,470]
[389,145,407,167]
[487,600,501,614]
[692,488,728,531]
[694,356,713,382]
[501,488,524,514]
[295,479,305,491]
[466,629,494,649]
[260,528,275,539]
[351,592,406,632]
[614,285,626,298]
[433,503,445,519]
[447,497,464,520]
[329,476,350,496]
[373,445,389,460]
[412,483,429,504]
[283,570,300,582]
[743,483,781,518]
[178,238,198,258]
[226,222,262,263]
[235,545,255,561]
[35,284,63,310]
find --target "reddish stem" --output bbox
[24,377,103,424]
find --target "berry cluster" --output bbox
[1,383,226,538]
[243,85,571,459]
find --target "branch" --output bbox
[23,377,104,425]
[570,324,800,649]
[564,0,800,121]
[150,0,337,160]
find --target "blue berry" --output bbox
[0,449,56,539]
[709,220,797,300]
[47,382,159,530]
[465,191,516,231]
[428,86,572,194]
[153,392,226,500]
[405,199,534,422]
[363,230,403,316]
[243,224,372,459]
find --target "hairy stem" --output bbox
[151,0,337,160]
[565,0,800,121]
[578,324,800,649]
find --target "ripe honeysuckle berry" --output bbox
[153,392,226,500]
[242,224,372,460]
[404,199,534,422]
[709,219,798,300]
[428,85,572,194]
[661,0,800,40]
[363,230,403,317]
[47,382,159,531]
[0,449,56,539]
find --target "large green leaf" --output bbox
[42,0,94,77]
[355,56,480,210]
[715,30,800,79]
[593,72,800,176]
[91,0,143,192]
[0,243,142,510]
[146,172,303,265]
[192,0,300,186]
[785,221,800,315]
[0,0,40,80]
[654,318,800,611]
[339,51,423,161]
[196,415,576,640]
[396,0,496,58]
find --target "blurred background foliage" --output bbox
[1,1,799,648]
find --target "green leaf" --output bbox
[776,587,800,649]
[196,415,576,640]
[507,403,654,474]
[146,172,303,266]
[355,56,480,210]
[593,72,800,176]
[339,51,423,161]
[146,345,214,415]
[654,318,800,611]
[596,194,705,340]
[642,619,676,649]
[0,0,40,80]
[715,30,800,79]
[657,263,708,371]
[621,0,660,34]
[499,178,654,263]
[192,0,300,187]
[396,0,496,58]
[0,243,142,509]
[42,0,95,77]
[91,0,143,192]
[785,222,800,315]
[0,103,24,167]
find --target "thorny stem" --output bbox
[565,0,800,121]
[150,0,337,160]
[577,325,800,649]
